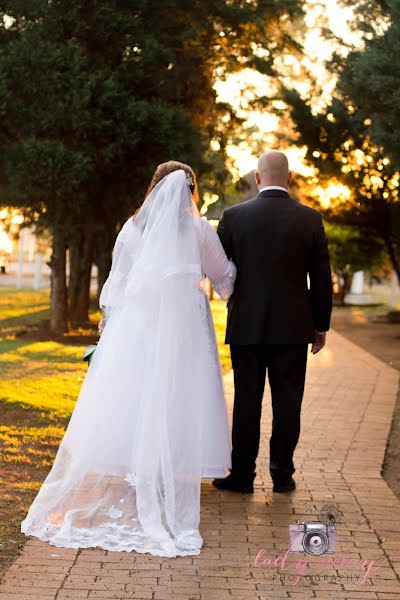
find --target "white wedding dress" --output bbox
[21,170,236,557]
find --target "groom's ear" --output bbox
[255,171,261,187]
[288,170,293,185]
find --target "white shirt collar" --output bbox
[259,185,288,193]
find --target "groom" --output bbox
[213,151,332,494]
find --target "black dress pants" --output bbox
[230,344,308,482]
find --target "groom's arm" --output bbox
[309,213,333,334]
[217,209,233,259]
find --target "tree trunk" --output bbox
[94,226,114,304]
[68,228,96,323]
[68,232,81,321]
[50,226,68,336]
[336,281,346,306]
[384,235,400,282]
[335,270,352,305]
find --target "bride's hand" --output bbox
[98,318,106,335]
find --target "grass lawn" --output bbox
[0,287,230,579]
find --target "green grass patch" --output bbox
[210,298,231,373]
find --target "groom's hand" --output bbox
[311,331,326,354]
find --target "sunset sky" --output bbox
[215,0,362,178]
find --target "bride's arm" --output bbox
[200,219,237,301]
[98,220,131,333]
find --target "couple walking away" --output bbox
[21,151,333,558]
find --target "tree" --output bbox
[281,86,400,279]
[337,0,400,275]
[325,223,385,303]
[0,18,197,332]
[279,0,400,282]
[336,1,400,170]
[0,0,304,334]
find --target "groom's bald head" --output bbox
[255,151,292,189]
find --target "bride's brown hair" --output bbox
[146,160,199,203]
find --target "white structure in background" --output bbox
[14,227,51,289]
[389,271,399,309]
[344,270,373,305]
[0,212,51,289]
[17,227,26,288]
[34,252,44,290]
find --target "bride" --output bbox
[21,161,236,557]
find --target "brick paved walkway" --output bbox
[1,330,400,600]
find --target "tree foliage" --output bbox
[336,1,400,169]
[281,2,400,282]
[0,0,304,333]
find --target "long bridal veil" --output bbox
[21,170,229,556]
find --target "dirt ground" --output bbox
[331,305,400,499]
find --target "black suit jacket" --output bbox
[217,189,333,345]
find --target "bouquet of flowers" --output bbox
[83,342,98,365]
[83,308,107,365]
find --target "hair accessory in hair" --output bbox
[185,171,195,187]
